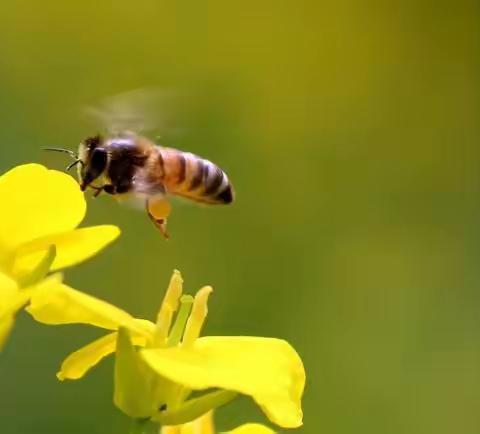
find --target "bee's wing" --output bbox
[114,170,166,211]
[83,87,185,138]
[124,160,166,198]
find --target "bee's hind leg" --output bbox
[150,216,169,239]
[146,196,172,239]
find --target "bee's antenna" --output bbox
[43,147,83,171]
[66,160,81,171]
[43,147,79,159]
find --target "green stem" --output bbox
[167,295,194,346]
[130,418,149,434]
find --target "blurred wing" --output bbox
[131,161,167,196]
[83,87,184,137]
[114,179,166,211]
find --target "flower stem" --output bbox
[130,418,149,434]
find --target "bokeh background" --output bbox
[1,1,479,433]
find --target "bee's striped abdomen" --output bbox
[158,147,234,205]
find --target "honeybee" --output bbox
[46,132,234,238]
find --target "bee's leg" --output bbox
[146,197,172,239]
[88,185,103,198]
[90,185,115,198]
[153,218,169,239]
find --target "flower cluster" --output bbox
[0,164,119,349]
[0,164,305,433]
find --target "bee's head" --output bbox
[44,134,108,191]
[78,135,108,191]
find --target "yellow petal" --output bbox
[26,283,154,338]
[0,271,45,317]
[0,290,34,319]
[0,271,18,298]
[163,411,214,434]
[0,164,85,251]
[16,245,56,289]
[0,277,28,350]
[188,411,214,434]
[142,337,305,428]
[114,327,157,418]
[12,225,120,277]
[229,424,275,434]
[162,427,181,434]
[57,331,148,381]
[0,315,14,351]
[1,274,64,322]
[0,273,63,350]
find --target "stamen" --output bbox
[167,295,194,347]
[66,160,81,171]
[182,286,213,347]
[153,270,184,346]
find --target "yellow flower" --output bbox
[26,271,305,429]
[0,163,120,348]
[0,164,120,278]
[161,411,275,434]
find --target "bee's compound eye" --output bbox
[90,148,108,175]
[85,135,102,150]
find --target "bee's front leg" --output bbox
[146,196,171,239]
[86,185,104,198]
[89,185,116,198]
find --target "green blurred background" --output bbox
[1,1,479,433]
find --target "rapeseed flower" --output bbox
[0,163,120,348]
[27,270,305,429]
